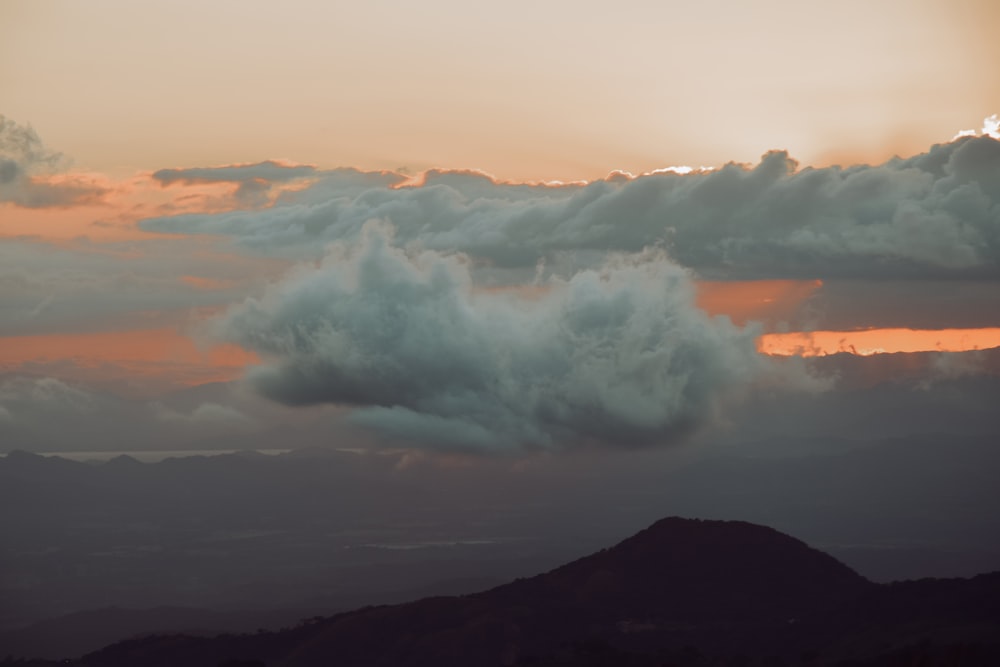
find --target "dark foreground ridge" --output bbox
[21,518,1000,666]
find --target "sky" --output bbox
[1,0,999,454]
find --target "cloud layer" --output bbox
[143,136,1000,280]
[218,223,763,451]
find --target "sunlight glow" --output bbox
[953,113,1000,140]
[759,328,1000,357]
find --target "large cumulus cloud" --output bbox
[142,136,1000,280]
[218,223,765,452]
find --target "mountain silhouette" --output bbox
[61,518,1000,666]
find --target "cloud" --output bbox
[141,136,1000,280]
[0,374,247,452]
[217,223,766,452]
[919,350,994,389]
[0,371,363,453]
[152,160,320,207]
[152,161,318,186]
[0,376,100,415]
[153,401,255,430]
[0,375,124,449]
[0,115,108,208]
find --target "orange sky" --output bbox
[695,280,824,328]
[0,328,257,393]
[2,0,998,181]
[758,328,1000,357]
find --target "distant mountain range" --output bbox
[21,517,998,667]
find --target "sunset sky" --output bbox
[2,0,999,453]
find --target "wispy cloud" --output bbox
[152,160,319,207]
[0,115,109,208]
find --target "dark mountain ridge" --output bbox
[57,517,1000,667]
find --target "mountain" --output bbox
[0,607,312,662]
[62,517,1000,667]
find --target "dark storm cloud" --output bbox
[142,136,1000,280]
[0,115,108,208]
[217,223,776,452]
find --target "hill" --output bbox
[61,517,1000,667]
